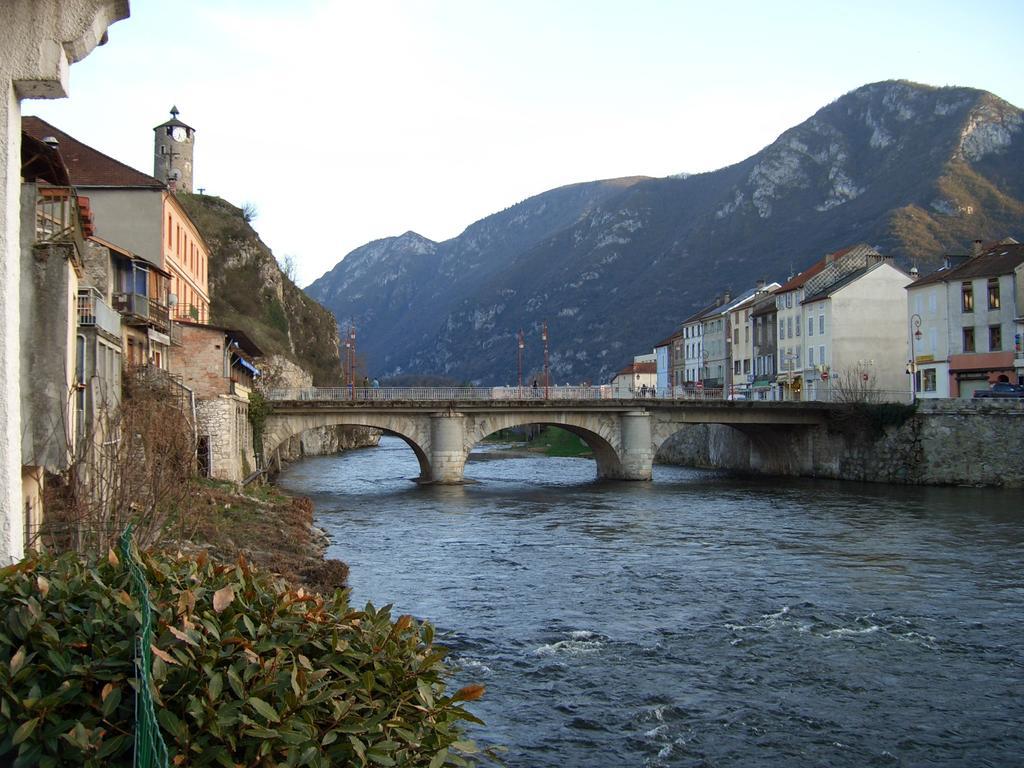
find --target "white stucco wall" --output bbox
[830,263,912,399]
[0,0,129,563]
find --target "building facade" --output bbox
[908,241,1024,397]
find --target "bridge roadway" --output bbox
[263,387,836,483]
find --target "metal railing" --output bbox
[113,293,170,329]
[77,288,122,339]
[264,384,920,404]
[265,385,740,402]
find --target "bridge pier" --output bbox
[428,413,468,484]
[616,411,654,481]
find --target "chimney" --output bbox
[755,279,766,291]
[721,291,731,306]
[972,239,984,256]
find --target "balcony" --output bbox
[35,186,91,246]
[113,292,170,331]
[77,288,122,341]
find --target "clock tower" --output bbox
[153,106,195,193]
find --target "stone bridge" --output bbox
[262,394,834,483]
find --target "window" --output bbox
[963,326,975,352]
[743,359,750,374]
[987,278,1000,310]
[808,347,814,366]
[787,317,793,338]
[922,368,937,392]
[808,316,814,336]
[819,345,825,365]
[989,325,1002,352]
[795,315,801,336]
[734,360,741,375]
[961,281,974,312]
[779,322,785,340]
[819,314,825,335]
[733,327,739,345]
[786,293,792,308]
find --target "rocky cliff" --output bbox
[306,81,1024,385]
[177,195,377,458]
[177,193,343,386]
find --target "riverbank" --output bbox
[177,478,349,593]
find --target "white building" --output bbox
[907,240,1024,398]
[800,259,912,401]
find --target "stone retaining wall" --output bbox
[656,399,1024,487]
[274,426,381,466]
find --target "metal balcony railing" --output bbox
[77,289,122,339]
[113,292,170,330]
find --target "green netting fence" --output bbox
[119,525,171,768]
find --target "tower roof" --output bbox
[153,106,194,132]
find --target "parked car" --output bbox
[972,382,1024,398]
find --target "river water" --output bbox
[277,437,1024,767]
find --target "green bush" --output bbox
[0,551,484,767]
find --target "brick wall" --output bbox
[174,324,230,398]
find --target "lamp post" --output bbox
[909,313,922,404]
[348,323,356,400]
[517,329,525,391]
[541,321,549,399]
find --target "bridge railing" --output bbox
[262,385,739,402]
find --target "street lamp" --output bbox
[517,329,525,391]
[541,321,549,399]
[348,323,357,400]
[909,313,922,404]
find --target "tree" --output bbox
[277,253,297,283]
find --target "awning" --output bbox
[751,378,773,387]
[232,356,260,378]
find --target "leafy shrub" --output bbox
[0,551,483,767]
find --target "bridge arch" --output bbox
[651,418,819,476]
[465,412,627,481]
[263,411,432,480]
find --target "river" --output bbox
[277,436,1024,767]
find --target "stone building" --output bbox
[173,322,262,483]
[153,106,195,193]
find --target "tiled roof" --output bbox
[615,361,657,376]
[22,116,165,189]
[911,243,1024,287]
[775,244,872,293]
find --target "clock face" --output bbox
[171,127,187,142]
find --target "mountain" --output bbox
[306,81,1024,385]
[177,194,343,385]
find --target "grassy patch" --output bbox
[527,426,593,457]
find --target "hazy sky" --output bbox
[25,1,1024,287]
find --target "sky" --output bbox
[25,0,1024,287]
